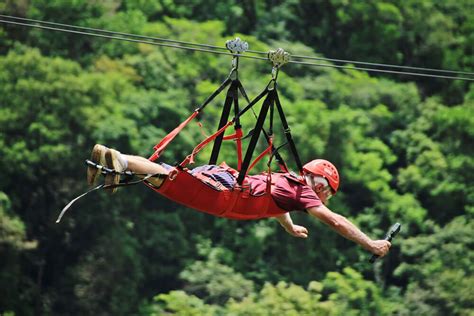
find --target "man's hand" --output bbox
[275,213,308,238]
[285,224,309,238]
[370,240,391,257]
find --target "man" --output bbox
[88,144,391,258]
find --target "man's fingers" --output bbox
[297,225,308,234]
[299,227,308,238]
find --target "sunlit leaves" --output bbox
[395,216,474,315]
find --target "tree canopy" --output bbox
[0,1,472,315]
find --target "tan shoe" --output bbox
[87,144,108,186]
[104,148,127,193]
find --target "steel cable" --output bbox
[1,15,473,81]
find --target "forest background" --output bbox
[0,0,473,315]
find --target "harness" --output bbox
[145,43,304,220]
[152,165,290,220]
[57,39,305,222]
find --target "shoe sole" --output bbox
[105,149,122,194]
[87,144,107,186]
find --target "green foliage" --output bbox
[179,241,255,305]
[148,290,219,316]
[395,216,474,315]
[68,225,144,315]
[322,267,397,315]
[145,269,398,315]
[0,1,472,315]
[0,192,36,250]
[225,281,337,316]
[0,192,37,314]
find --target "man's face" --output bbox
[315,186,333,205]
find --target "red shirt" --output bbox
[247,174,322,212]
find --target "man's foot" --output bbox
[87,144,107,186]
[104,148,127,193]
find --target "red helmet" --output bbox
[303,159,340,194]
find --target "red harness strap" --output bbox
[148,168,288,220]
[179,121,234,167]
[223,127,243,170]
[149,111,199,162]
[147,100,288,219]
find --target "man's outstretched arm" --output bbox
[275,213,309,238]
[307,205,391,257]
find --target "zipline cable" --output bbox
[290,54,474,76]
[0,18,268,61]
[246,50,474,76]
[0,14,231,52]
[1,16,473,81]
[2,14,473,77]
[290,60,474,81]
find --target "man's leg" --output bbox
[88,145,169,190]
[122,154,169,188]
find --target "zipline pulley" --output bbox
[226,37,248,80]
[268,48,291,85]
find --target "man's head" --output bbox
[303,159,339,204]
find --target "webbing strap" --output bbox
[180,121,234,167]
[234,86,269,120]
[209,80,238,165]
[237,89,276,184]
[197,77,232,112]
[237,80,288,172]
[246,94,275,174]
[233,89,243,170]
[247,137,273,174]
[149,77,232,162]
[274,90,303,173]
[149,111,199,161]
[222,128,243,169]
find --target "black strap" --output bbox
[274,90,303,173]
[196,77,232,112]
[234,86,269,120]
[237,89,276,184]
[237,80,251,104]
[209,80,238,164]
[233,85,241,129]
[237,81,287,171]
[269,92,275,135]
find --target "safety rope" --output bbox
[55,160,167,223]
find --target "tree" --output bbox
[0,192,37,315]
[395,216,474,315]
